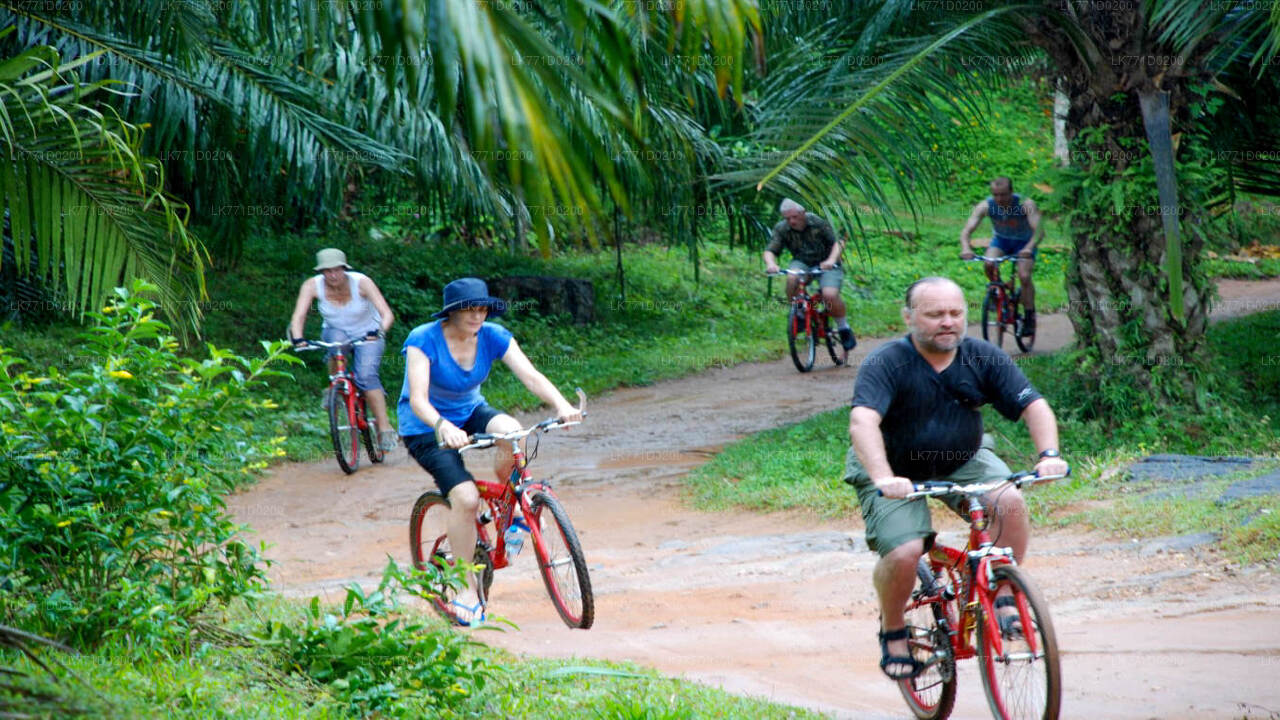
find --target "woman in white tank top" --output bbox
[288,248,398,452]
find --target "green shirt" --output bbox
[766,214,838,267]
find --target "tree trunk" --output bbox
[1025,4,1213,406]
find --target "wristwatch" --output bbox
[1038,449,1060,459]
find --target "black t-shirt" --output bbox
[852,335,1042,480]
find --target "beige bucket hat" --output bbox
[314,248,351,271]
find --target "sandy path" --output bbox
[228,278,1280,719]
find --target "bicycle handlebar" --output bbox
[453,388,588,452]
[962,256,1019,264]
[900,469,1070,500]
[292,338,378,352]
[765,266,824,277]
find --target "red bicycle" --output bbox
[895,470,1067,720]
[965,256,1034,352]
[768,267,847,372]
[408,390,593,629]
[296,339,384,474]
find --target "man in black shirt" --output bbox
[845,276,1068,680]
[763,198,856,350]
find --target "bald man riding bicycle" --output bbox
[763,199,857,351]
[845,277,1068,680]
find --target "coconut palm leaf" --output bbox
[0,39,204,329]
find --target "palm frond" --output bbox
[0,42,205,330]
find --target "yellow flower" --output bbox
[102,306,115,314]
[109,370,134,380]
[56,520,72,528]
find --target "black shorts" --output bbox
[404,404,506,496]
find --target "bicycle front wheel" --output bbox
[409,492,493,622]
[357,397,385,464]
[981,288,1004,349]
[978,564,1061,720]
[787,303,815,372]
[328,385,359,474]
[528,490,594,629]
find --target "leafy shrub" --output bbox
[0,282,293,648]
[255,560,490,717]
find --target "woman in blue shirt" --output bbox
[398,277,582,625]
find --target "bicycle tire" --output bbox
[1012,290,1035,353]
[783,301,814,368]
[528,490,594,629]
[357,396,385,464]
[898,561,958,720]
[787,302,815,372]
[408,492,494,622]
[981,288,1005,349]
[822,312,847,366]
[328,384,359,474]
[978,564,1061,720]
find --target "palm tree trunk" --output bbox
[1061,105,1212,403]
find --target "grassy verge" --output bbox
[0,594,823,720]
[685,309,1280,563]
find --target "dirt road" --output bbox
[229,280,1280,719]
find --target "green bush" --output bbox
[255,560,490,717]
[0,282,293,648]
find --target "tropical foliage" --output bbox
[0,27,202,328]
[0,0,767,318]
[748,0,1280,406]
[0,282,287,647]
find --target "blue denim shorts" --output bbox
[321,326,385,392]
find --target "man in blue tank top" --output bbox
[958,177,1043,336]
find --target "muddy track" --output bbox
[229,278,1280,719]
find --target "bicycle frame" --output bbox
[469,445,548,571]
[328,353,371,432]
[922,501,1032,663]
[967,256,1018,325]
[909,472,1066,662]
[298,340,372,431]
[455,389,588,570]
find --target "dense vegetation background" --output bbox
[2,1,1278,717]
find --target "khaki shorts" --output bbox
[844,434,1011,557]
[787,259,843,289]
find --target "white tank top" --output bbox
[315,271,381,337]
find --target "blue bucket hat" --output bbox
[433,277,507,319]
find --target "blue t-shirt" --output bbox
[397,320,513,437]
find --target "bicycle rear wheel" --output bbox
[357,396,385,464]
[981,288,1005,349]
[408,492,493,621]
[978,564,1061,720]
[1012,291,1035,353]
[787,303,816,372]
[527,490,594,629]
[327,385,359,474]
[822,313,847,366]
[898,561,958,720]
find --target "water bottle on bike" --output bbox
[503,516,531,558]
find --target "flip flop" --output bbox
[448,599,486,627]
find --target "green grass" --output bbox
[685,310,1280,563]
[0,595,824,720]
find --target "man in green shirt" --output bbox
[764,199,857,351]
